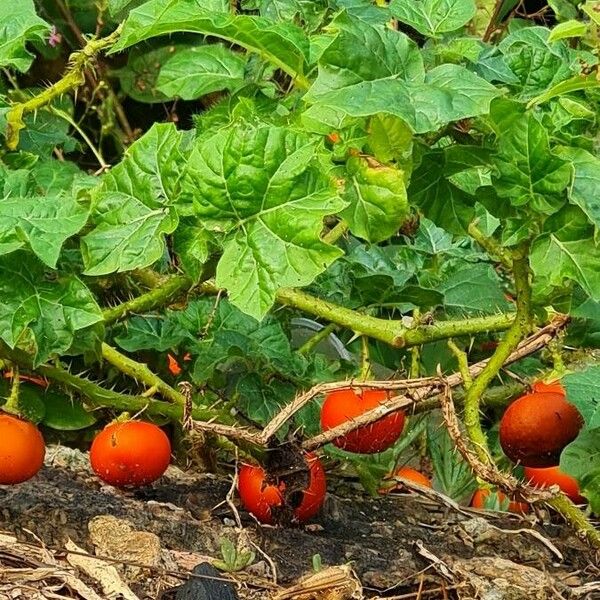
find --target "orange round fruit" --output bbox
[524,466,585,504]
[0,414,45,484]
[471,488,529,513]
[531,381,565,395]
[90,421,171,487]
[499,392,582,467]
[238,453,326,524]
[320,389,405,454]
[380,466,431,494]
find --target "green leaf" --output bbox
[156,45,246,100]
[409,149,477,234]
[558,147,600,241]
[560,429,600,513]
[439,262,510,315]
[531,234,600,301]
[110,0,310,84]
[341,156,408,243]
[0,195,89,268]
[42,390,97,430]
[82,123,184,275]
[527,75,600,108]
[547,19,587,42]
[182,123,345,320]
[498,27,577,100]
[562,366,600,428]
[492,113,571,214]
[582,0,600,25]
[389,0,476,37]
[0,252,103,365]
[115,43,188,104]
[305,63,500,134]
[0,0,50,72]
[367,114,413,168]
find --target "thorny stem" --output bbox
[462,246,532,462]
[102,275,194,324]
[359,336,372,380]
[5,25,123,150]
[467,222,513,269]
[546,494,600,548]
[101,343,186,405]
[447,340,472,389]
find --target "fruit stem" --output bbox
[2,366,20,416]
[359,336,372,380]
[101,343,185,406]
[546,494,600,549]
[462,246,532,462]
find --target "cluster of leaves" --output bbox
[0,0,600,509]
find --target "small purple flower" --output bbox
[48,26,62,48]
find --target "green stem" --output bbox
[5,25,122,150]
[359,336,372,380]
[3,367,20,415]
[462,248,532,462]
[101,343,185,405]
[467,222,513,269]
[546,494,600,548]
[322,221,349,245]
[276,287,514,347]
[102,275,193,324]
[448,340,472,389]
[298,323,338,355]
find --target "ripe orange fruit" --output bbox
[524,466,585,504]
[380,466,431,494]
[238,453,326,524]
[499,392,582,467]
[0,414,45,484]
[531,380,565,395]
[90,421,171,487]
[320,389,405,454]
[471,488,529,513]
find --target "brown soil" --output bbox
[0,447,598,599]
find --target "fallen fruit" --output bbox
[320,389,405,454]
[238,453,326,524]
[499,391,582,467]
[90,421,171,487]
[379,466,431,494]
[0,414,45,484]
[524,465,585,503]
[471,488,529,513]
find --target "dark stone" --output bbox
[175,562,239,600]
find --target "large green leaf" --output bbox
[182,123,345,320]
[156,45,246,100]
[0,0,50,72]
[492,113,571,214]
[340,156,408,243]
[0,252,103,365]
[497,27,577,99]
[531,234,600,300]
[558,147,600,239]
[562,366,600,428]
[561,429,600,513]
[110,0,310,82]
[0,195,89,267]
[82,123,184,275]
[389,0,476,37]
[304,63,500,134]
